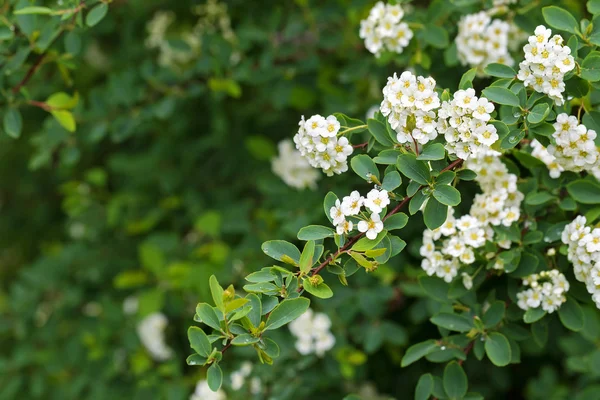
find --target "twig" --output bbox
[310,158,464,277]
[352,142,369,149]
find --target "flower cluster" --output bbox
[517,25,575,105]
[231,362,262,394]
[190,380,226,400]
[330,188,389,239]
[456,12,517,72]
[516,270,569,313]
[272,139,321,190]
[289,308,335,356]
[380,71,441,147]
[145,11,201,68]
[547,113,600,173]
[359,2,413,57]
[293,115,354,176]
[420,152,523,283]
[530,139,564,178]
[437,88,498,159]
[136,312,173,361]
[562,216,600,309]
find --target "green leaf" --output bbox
[443,361,468,399]
[265,297,310,330]
[418,143,446,161]
[422,24,449,49]
[419,276,450,302]
[525,191,556,206]
[381,171,402,191]
[374,149,402,164]
[430,313,473,332]
[581,52,600,82]
[207,363,223,391]
[527,103,550,124]
[423,197,448,230]
[457,169,477,181]
[558,297,584,331]
[247,294,262,327]
[482,87,520,107]
[324,192,339,224]
[302,277,334,299]
[351,154,379,182]
[542,6,580,34]
[397,153,431,185]
[415,374,434,400]
[86,3,109,27]
[367,118,394,146]
[589,0,600,14]
[483,63,516,78]
[261,240,301,265]
[433,185,461,206]
[401,339,438,367]
[188,326,212,357]
[524,307,546,323]
[567,180,600,204]
[384,213,408,230]
[483,301,506,328]
[3,109,22,139]
[225,298,249,314]
[352,230,387,251]
[459,68,477,90]
[484,332,511,367]
[186,354,207,366]
[14,6,52,15]
[231,334,260,346]
[297,225,335,240]
[46,92,79,109]
[195,303,221,331]
[436,171,456,185]
[299,240,315,274]
[51,110,76,132]
[209,275,224,312]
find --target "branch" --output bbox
[311,158,464,277]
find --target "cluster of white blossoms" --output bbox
[516,270,569,313]
[359,2,413,57]
[330,188,389,239]
[293,115,354,176]
[190,380,226,400]
[530,139,564,178]
[437,88,498,159]
[562,216,600,309]
[517,25,575,105]
[547,113,600,173]
[145,11,201,68]
[136,312,173,361]
[230,362,262,394]
[289,308,335,357]
[272,139,320,190]
[380,71,441,147]
[420,152,523,284]
[456,12,520,72]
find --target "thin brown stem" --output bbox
[28,100,52,111]
[458,341,475,366]
[353,142,369,149]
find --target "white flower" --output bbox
[289,309,335,356]
[272,139,321,190]
[341,190,364,216]
[517,25,575,105]
[359,2,412,57]
[358,213,384,240]
[456,12,523,74]
[364,189,390,214]
[330,199,345,225]
[294,115,353,176]
[123,296,139,315]
[516,270,569,313]
[190,380,226,400]
[461,272,473,290]
[546,113,600,174]
[137,312,173,361]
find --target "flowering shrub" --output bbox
[4,0,600,400]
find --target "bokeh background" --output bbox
[1,0,597,399]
